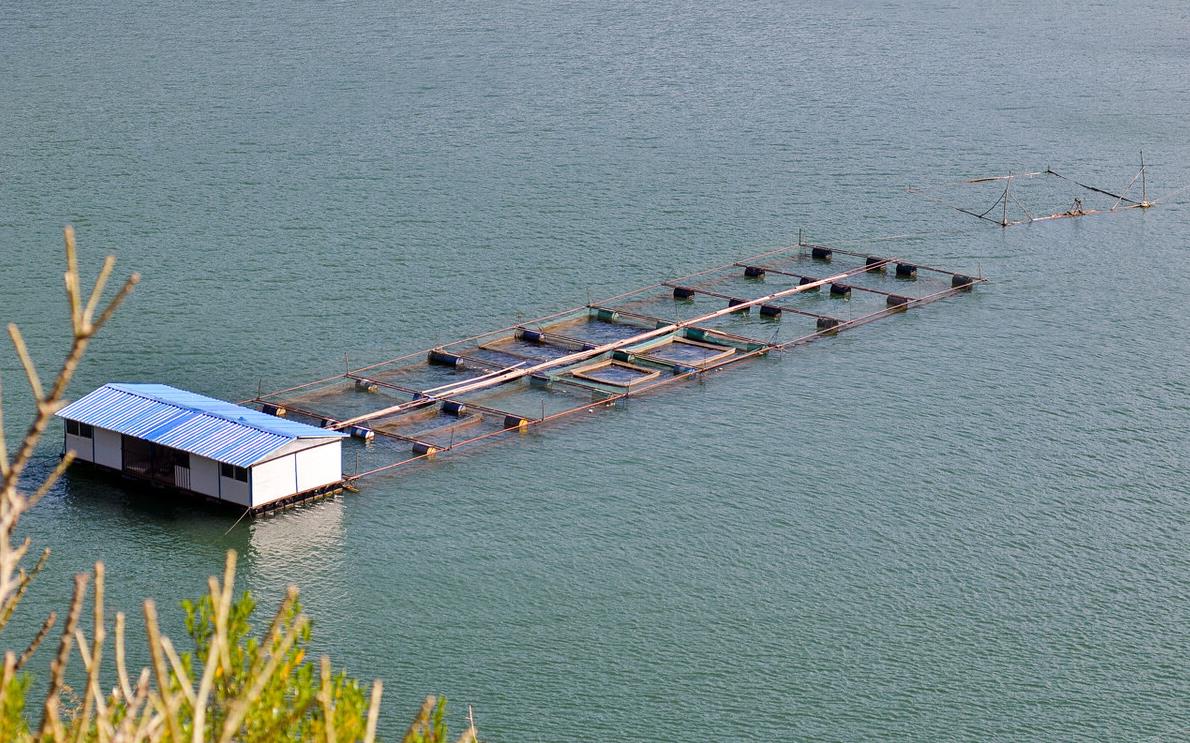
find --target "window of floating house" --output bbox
[220,463,248,482]
[66,420,93,438]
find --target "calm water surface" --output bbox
[2,1,1189,740]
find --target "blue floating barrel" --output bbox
[895,262,917,279]
[743,266,765,279]
[811,246,832,260]
[866,255,886,271]
[817,317,841,331]
[441,400,466,416]
[355,378,379,393]
[428,349,462,367]
[759,304,782,318]
[412,441,439,457]
[349,426,374,441]
[952,274,974,290]
[886,294,910,309]
[830,283,851,296]
[685,328,709,342]
[612,349,633,362]
[517,328,545,344]
[672,286,696,300]
[503,415,530,430]
[595,308,619,322]
[798,276,820,291]
[728,298,750,312]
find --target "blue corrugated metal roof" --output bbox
[56,383,344,467]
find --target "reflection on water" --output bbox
[246,496,346,566]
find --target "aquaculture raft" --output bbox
[252,241,985,484]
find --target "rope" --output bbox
[1045,169,1139,204]
[1007,188,1035,220]
[1153,182,1190,205]
[979,184,1010,220]
[223,506,253,535]
[1111,169,1143,210]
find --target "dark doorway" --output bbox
[122,435,152,477]
[121,436,191,490]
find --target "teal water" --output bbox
[3,1,1189,739]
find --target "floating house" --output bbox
[56,384,346,510]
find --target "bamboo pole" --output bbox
[333,260,889,429]
[341,277,986,484]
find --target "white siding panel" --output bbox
[251,454,297,507]
[220,477,250,507]
[295,442,341,492]
[93,428,122,470]
[190,456,219,497]
[65,433,93,463]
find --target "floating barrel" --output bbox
[349,426,374,441]
[743,266,765,279]
[811,246,832,260]
[673,364,698,375]
[866,256,886,271]
[503,415,530,432]
[261,404,287,417]
[895,262,917,279]
[319,418,337,429]
[759,304,782,318]
[529,373,551,388]
[412,442,439,458]
[817,317,841,331]
[428,348,462,367]
[685,328,709,342]
[672,286,696,300]
[517,327,545,344]
[952,274,974,290]
[441,400,466,417]
[595,308,619,322]
[612,349,633,362]
[886,294,910,310]
[354,378,379,393]
[728,298,750,313]
[830,283,851,296]
[798,276,820,291]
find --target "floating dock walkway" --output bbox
[251,241,985,488]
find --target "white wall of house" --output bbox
[251,454,298,507]
[190,456,219,498]
[61,420,342,510]
[220,476,250,507]
[249,441,342,508]
[94,428,122,470]
[296,442,341,492]
[65,432,94,463]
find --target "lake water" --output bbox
[2,1,1189,739]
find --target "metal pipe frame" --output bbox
[248,244,982,488]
